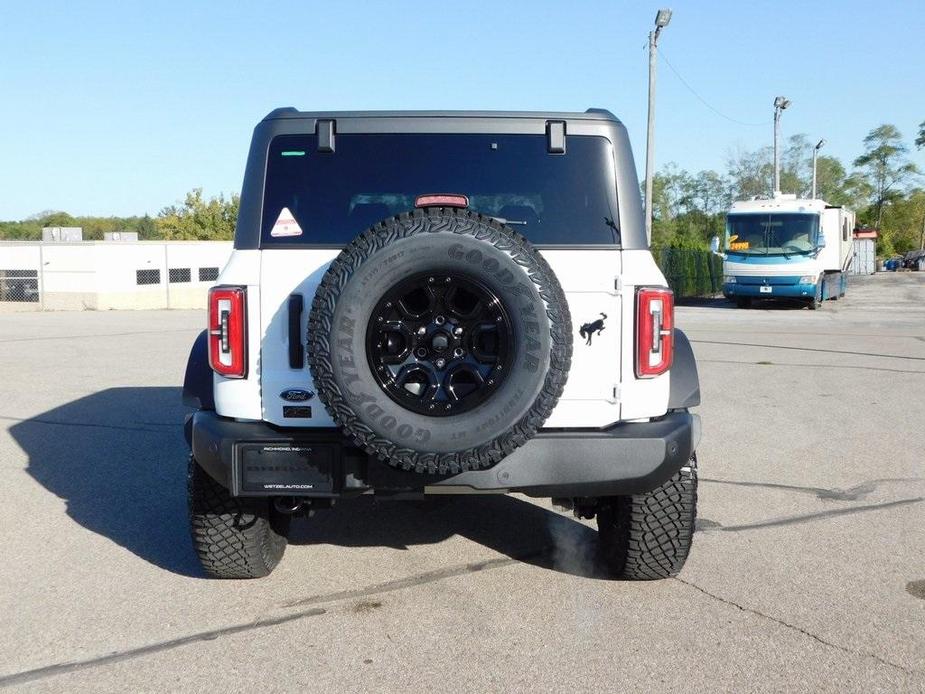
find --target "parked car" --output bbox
[182,108,702,580]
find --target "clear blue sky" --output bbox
[1,0,923,220]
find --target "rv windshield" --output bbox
[725,213,819,255]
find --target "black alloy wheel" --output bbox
[366,272,514,416]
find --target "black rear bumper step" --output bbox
[189,410,698,499]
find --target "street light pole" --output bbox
[811,138,825,199]
[772,96,791,196]
[644,8,672,246]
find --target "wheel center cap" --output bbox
[431,333,449,352]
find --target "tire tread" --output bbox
[598,454,698,580]
[187,457,289,579]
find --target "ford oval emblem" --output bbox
[280,389,314,402]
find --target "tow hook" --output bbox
[273,497,336,516]
[274,497,304,514]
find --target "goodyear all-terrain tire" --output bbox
[188,457,290,579]
[596,453,698,580]
[308,207,572,474]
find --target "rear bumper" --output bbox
[723,281,816,299]
[188,410,699,499]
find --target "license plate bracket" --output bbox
[234,442,338,496]
[759,285,772,294]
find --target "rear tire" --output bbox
[596,453,697,580]
[188,457,290,579]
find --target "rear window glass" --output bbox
[261,133,619,246]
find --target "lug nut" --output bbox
[415,347,427,358]
[417,327,427,336]
[453,327,463,336]
[435,315,446,325]
[453,348,464,357]
[435,358,446,369]
[428,277,435,283]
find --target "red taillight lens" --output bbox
[208,286,247,378]
[636,287,674,378]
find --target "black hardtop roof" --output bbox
[262,107,621,123]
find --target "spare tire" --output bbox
[308,207,572,474]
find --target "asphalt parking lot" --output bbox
[1,272,923,692]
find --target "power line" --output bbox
[658,48,771,127]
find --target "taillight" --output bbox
[636,287,674,378]
[208,286,247,378]
[414,193,469,208]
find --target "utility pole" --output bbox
[811,139,825,199]
[772,96,791,196]
[644,8,672,246]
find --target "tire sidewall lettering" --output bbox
[447,241,544,372]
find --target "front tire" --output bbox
[188,457,290,579]
[596,453,698,580]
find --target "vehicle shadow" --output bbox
[12,387,602,579]
[288,495,603,579]
[11,387,203,577]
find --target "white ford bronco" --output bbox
[182,108,701,579]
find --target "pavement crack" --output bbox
[697,497,923,533]
[674,577,918,676]
[0,415,174,434]
[0,328,196,344]
[701,477,924,501]
[0,552,537,689]
[690,339,925,361]
[0,608,326,689]
[698,358,925,375]
[280,552,536,609]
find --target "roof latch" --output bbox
[316,119,335,153]
[546,120,566,154]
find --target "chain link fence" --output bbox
[0,269,40,303]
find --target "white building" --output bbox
[0,241,232,311]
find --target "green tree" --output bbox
[156,188,240,240]
[880,189,925,254]
[727,146,772,199]
[813,155,871,209]
[136,214,158,240]
[780,134,812,196]
[916,120,925,149]
[853,124,919,229]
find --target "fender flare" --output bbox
[668,329,700,410]
[182,330,215,411]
